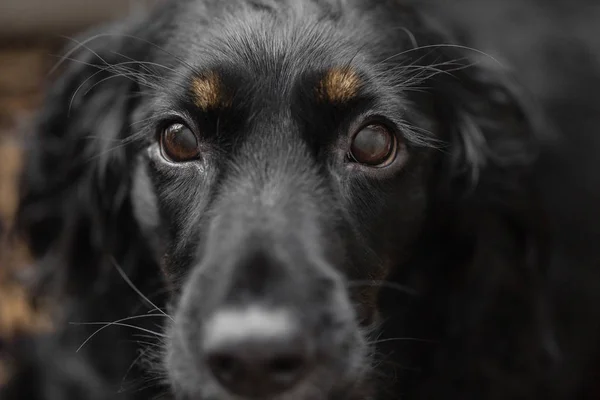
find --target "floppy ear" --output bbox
[378,12,559,398]
[433,56,545,195]
[396,8,549,196]
[423,27,554,297]
[16,20,158,291]
[10,17,177,395]
[401,13,548,244]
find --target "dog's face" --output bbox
[130,4,436,398]
[17,1,540,399]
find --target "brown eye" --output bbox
[349,124,395,166]
[160,123,200,162]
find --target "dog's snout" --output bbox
[203,306,314,397]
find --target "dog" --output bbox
[7,0,600,399]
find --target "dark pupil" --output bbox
[164,125,199,161]
[351,125,392,165]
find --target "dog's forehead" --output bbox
[147,1,415,133]
[161,1,383,94]
[184,19,391,114]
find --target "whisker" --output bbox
[71,316,168,352]
[56,32,197,75]
[81,135,130,143]
[341,41,371,71]
[110,258,174,322]
[51,56,168,114]
[68,68,104,116]
[130,115,159,128]
[49,33,114,76]
[108,33,198,73]
[52,55,176,93]
[130,287,172,315]
[385,57,472,77]
[81,130,150,162]
[58,36,183,89]
[398,26,418,49]
[128,340,163,348]
[132,333,169,344]
[407,61,482,85]
[110,51,187,79]
[127,376,167,394]
[120,345,157,391]
[84,141,132,164]
[396,64,460,85]
[78,70,159,101]
[375,43,503,68]
[106,60,185,86]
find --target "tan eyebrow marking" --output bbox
[191,71,230,110]
[317,67,361,103]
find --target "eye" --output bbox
[349,124,396,166]
[160,123,200,162]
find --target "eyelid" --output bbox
[154,111,200,140]
[348,113,402,143]
[352,110,437,151]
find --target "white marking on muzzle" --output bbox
[203,306,296,347]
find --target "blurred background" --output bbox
[0,0,599,392]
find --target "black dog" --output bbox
[9,0,600,399]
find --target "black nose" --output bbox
[204,312,314,397]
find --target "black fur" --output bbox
[7,0,600,399]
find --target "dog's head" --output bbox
[17,1,544,399]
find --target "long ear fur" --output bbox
[378,9,558,400]
[14,16,170,395]
[17,18,158,288]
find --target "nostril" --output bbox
[269,355,304,374]
[202,307,314,397]
[205,342,312,397]
[207,353,238,381]
[267,354,308,383]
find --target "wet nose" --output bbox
[203,306,314,397]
